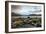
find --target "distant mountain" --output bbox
[11,12,22,16]
[29,14,41,16]
[11,12,41,16]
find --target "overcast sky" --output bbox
[11,5,41,15]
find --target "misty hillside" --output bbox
[11,12,41,16]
